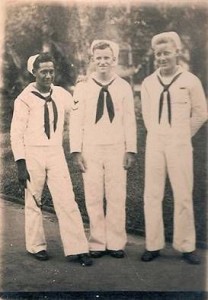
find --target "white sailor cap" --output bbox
[151,32,182,50]
[27,54,39,74]
[90,40,119,64]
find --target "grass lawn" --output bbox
[0,93,207,247]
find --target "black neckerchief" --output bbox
[31,90,58,139]
[92,78,115,123]
[157,72,182,125]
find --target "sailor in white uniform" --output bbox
[140,32,207,264]
[70,40,137,258]
[10,52,93,266]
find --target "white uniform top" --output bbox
[141,66,207,138]
[10,82,73,161]
[69,73,137,153]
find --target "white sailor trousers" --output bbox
[144,133,196,252]
[82,144,127,251]
[24,146,88,255]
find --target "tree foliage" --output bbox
[2,1,208,99]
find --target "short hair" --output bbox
[33,52,55,71]
[91,41,114,54]
[90,40,119,65]
[151,32,182,50]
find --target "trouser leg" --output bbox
[144,136,167,251]
[46,147,88,256]
[82,146,105,250]
[25,147,46,253]
[104,145,127,250]
[166,141,195,252]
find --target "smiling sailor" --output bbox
[140,32,207,264]
[70,40,137,259]
[10,52,93,266]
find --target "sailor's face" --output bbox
[92,47,116,74]
[154,41,179,72]
[33,61,55,91]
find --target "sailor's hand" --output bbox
[16,159,30,188]
[123,152,136,170]
[71,152,87,173]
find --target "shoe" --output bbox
[77,253,93,267]
[141,250,160,262]
[182,251,201,265]
[28,250,49,261]
[107,250,125,258]
[90,250,106,258]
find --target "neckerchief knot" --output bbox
[157,72,182,125]
[92,78,115,123]
[31,90,58,139]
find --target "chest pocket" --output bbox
[172,87,190,104]
[171,87,191,121]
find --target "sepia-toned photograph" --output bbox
[0,0,207,299]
